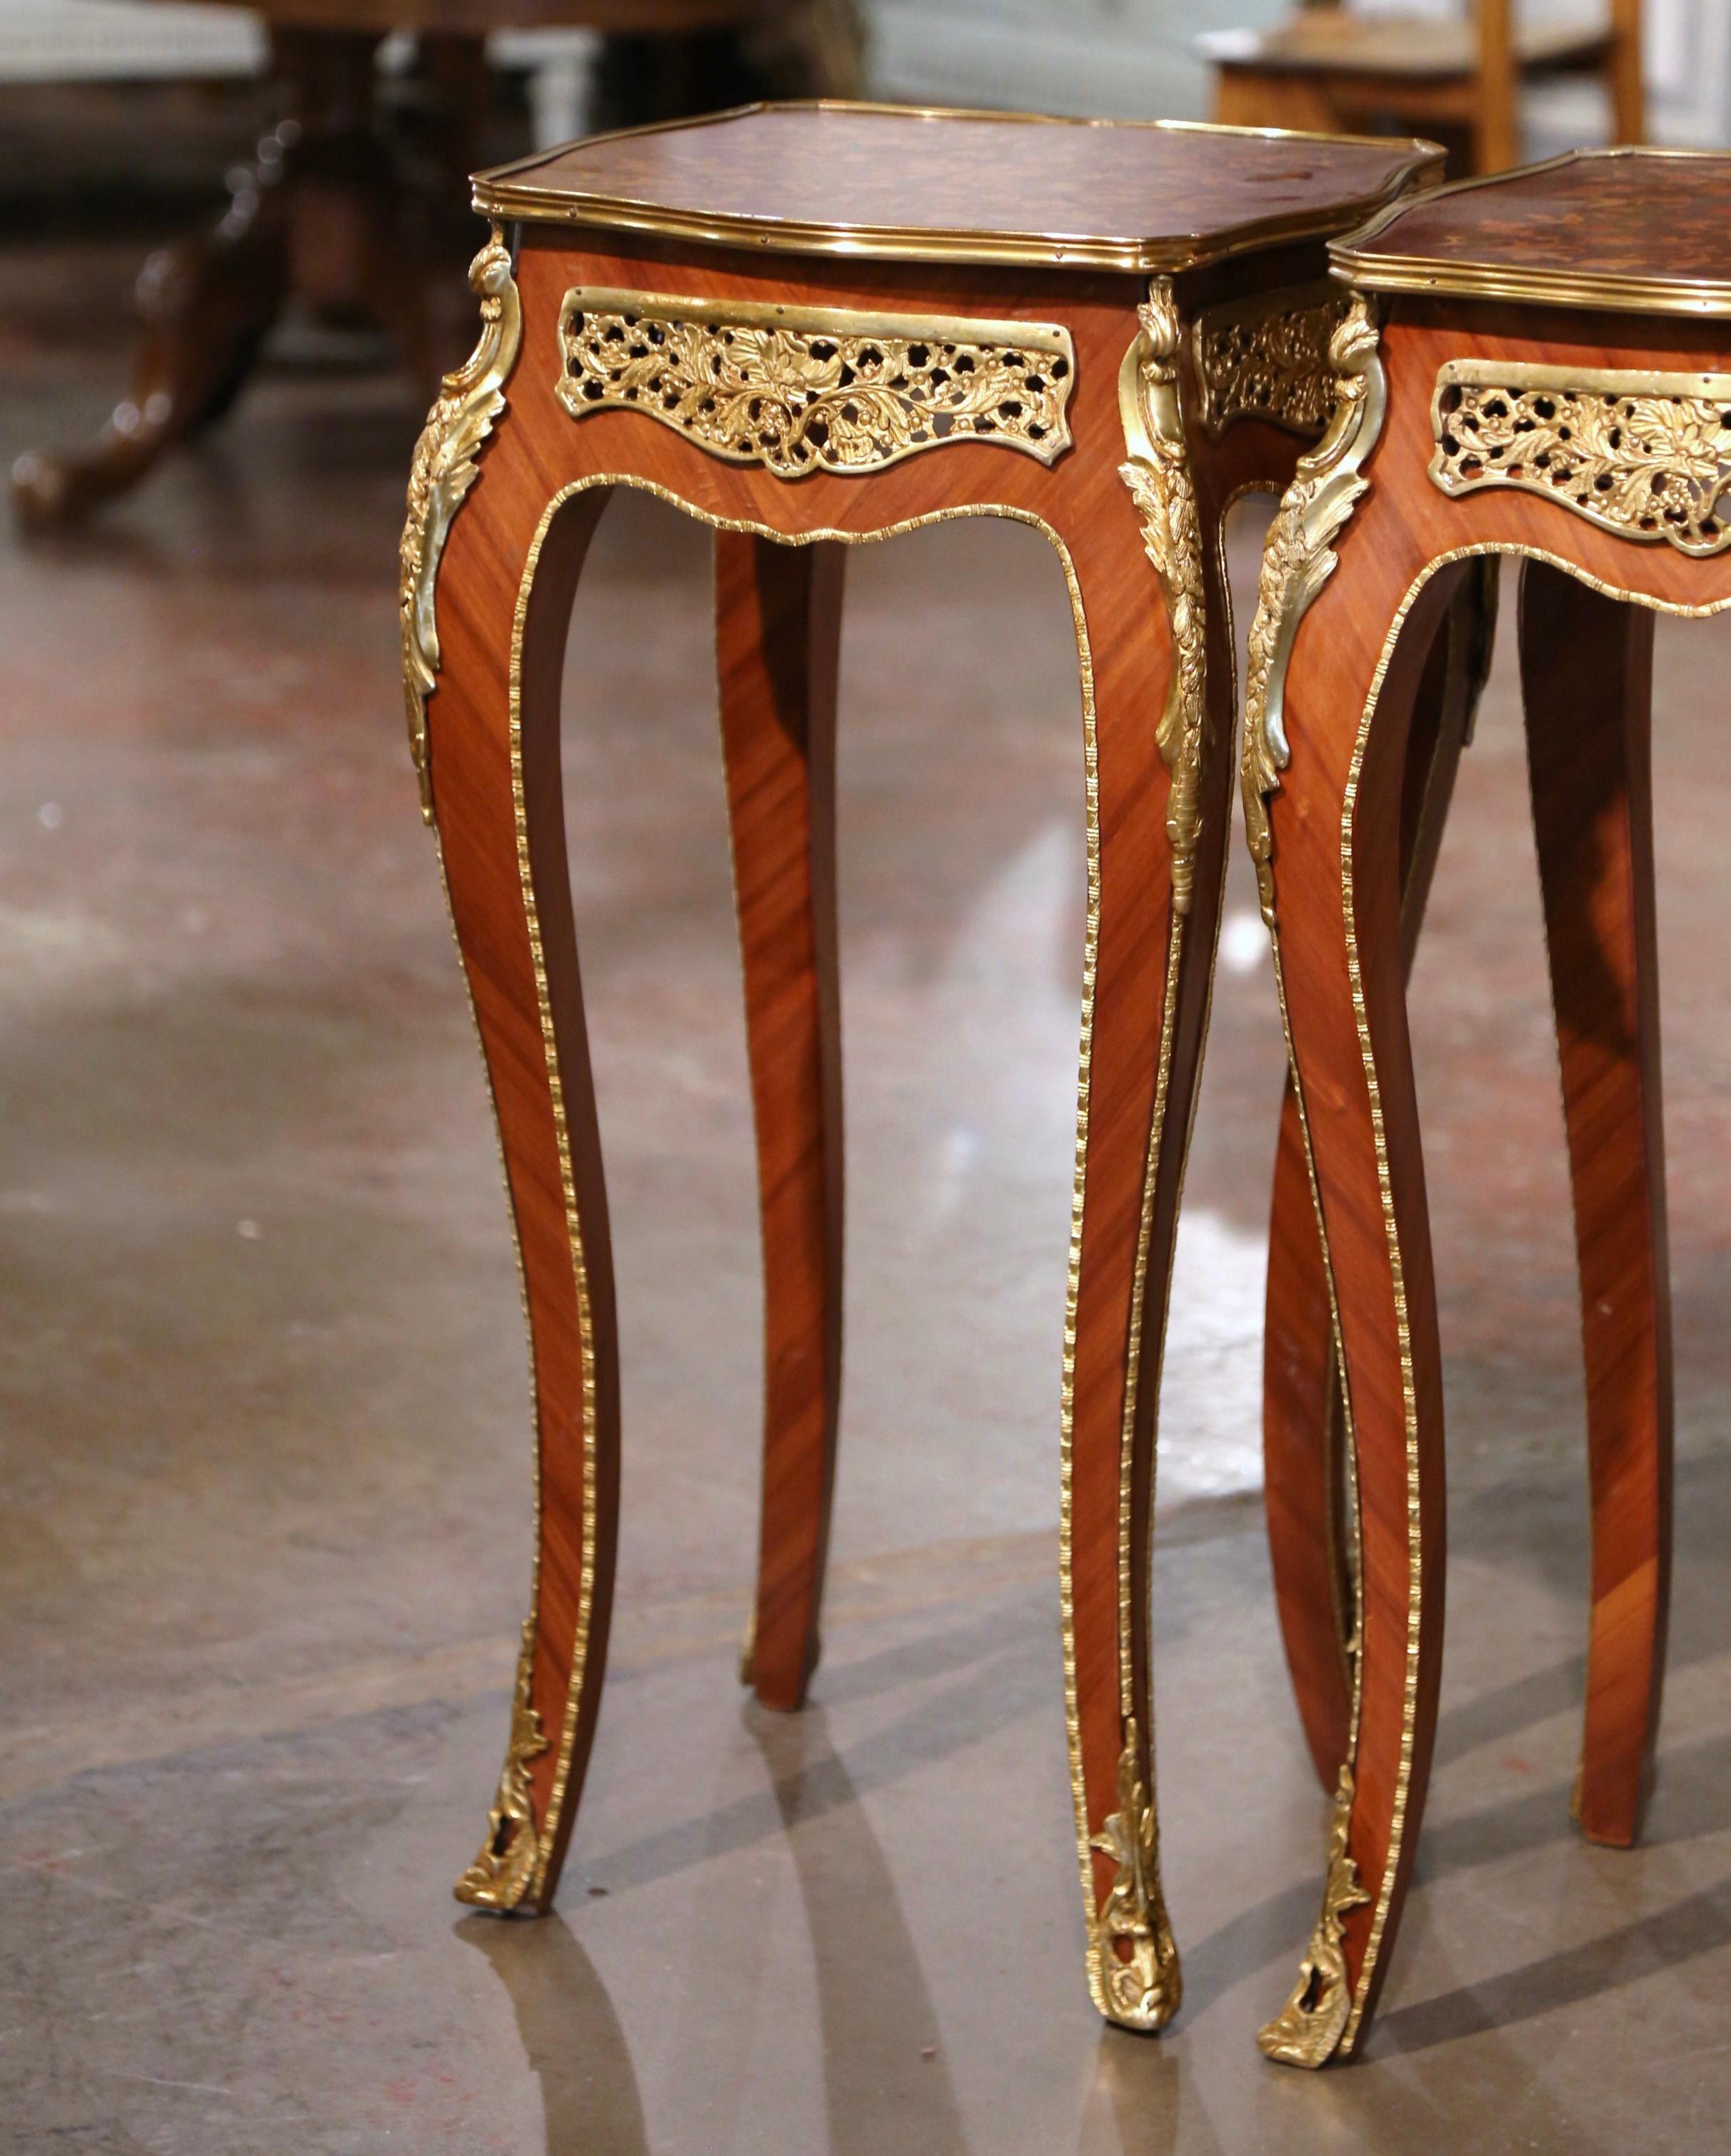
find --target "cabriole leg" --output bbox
[1520,559,1670,1848]
[1265,562,1493,1790]
[714,533,846,1712]
[1250,515,1461,2065]
[432,484,621,1915]
[1063,490,1234,2032]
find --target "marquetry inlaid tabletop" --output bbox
[473,101,1442,273]
[1333,146,1731,317]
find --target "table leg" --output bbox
[1253,520,1464,2064]
[1520,560,1670,1849]
[433,485,622,1915]
[1264,561,1495,1790]
[715,533,846,1713]
[1063,508,1235,2034]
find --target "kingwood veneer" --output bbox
[395,99,1441,2035]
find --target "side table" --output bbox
[396,101,1439,2030]
[1243,144,1714,2065]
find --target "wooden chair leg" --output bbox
[1519,560,1670,1848]
[1265,562,1495,1791]
[1213,71,1343,136]
[1253,533,1461,2065]
[432,484,622,1915]
[714,533,846,1713]
[1607,0,1646,143]
[1065,510,1235,2034]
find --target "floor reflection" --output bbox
[751,1699,973,2156]
[460,1913,651,2156]
[591,1590,1041,1895]
[1378,1865,1731,2055]
[1075,2025,1199,2156]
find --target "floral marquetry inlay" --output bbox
[556,287,1075,478]
[1430,360,1731,555]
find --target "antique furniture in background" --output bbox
[1240,144,1712,2064]
[11,0,858,530]
[397,100,1440,2030]
[1201,0,1643,173]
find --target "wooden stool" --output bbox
[395,101,1439,2027]
[1242,144,1710,2065]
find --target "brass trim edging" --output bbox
[1335,255,1731,319]
[1331,585,1423,2062]
[504,503,608,1911]
[476,100,1442,273]
[1388,538,1731,623]
[431,810,552,1912]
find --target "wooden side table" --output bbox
[396,101,1439,2027]
[1241,145,1717,2065]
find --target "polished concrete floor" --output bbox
[4,233,1731,2155]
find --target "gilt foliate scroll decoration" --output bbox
[400,231,522,823]
[1257,1765,1371,2067]
[454,1620,550,1910]
[1193,288,1349,440]
[1118,278,1207,915]
[1241,297,1388,925]
[1430,359,1731,555]
[556,288,1074,480]
[1088,1718,1182,2030]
